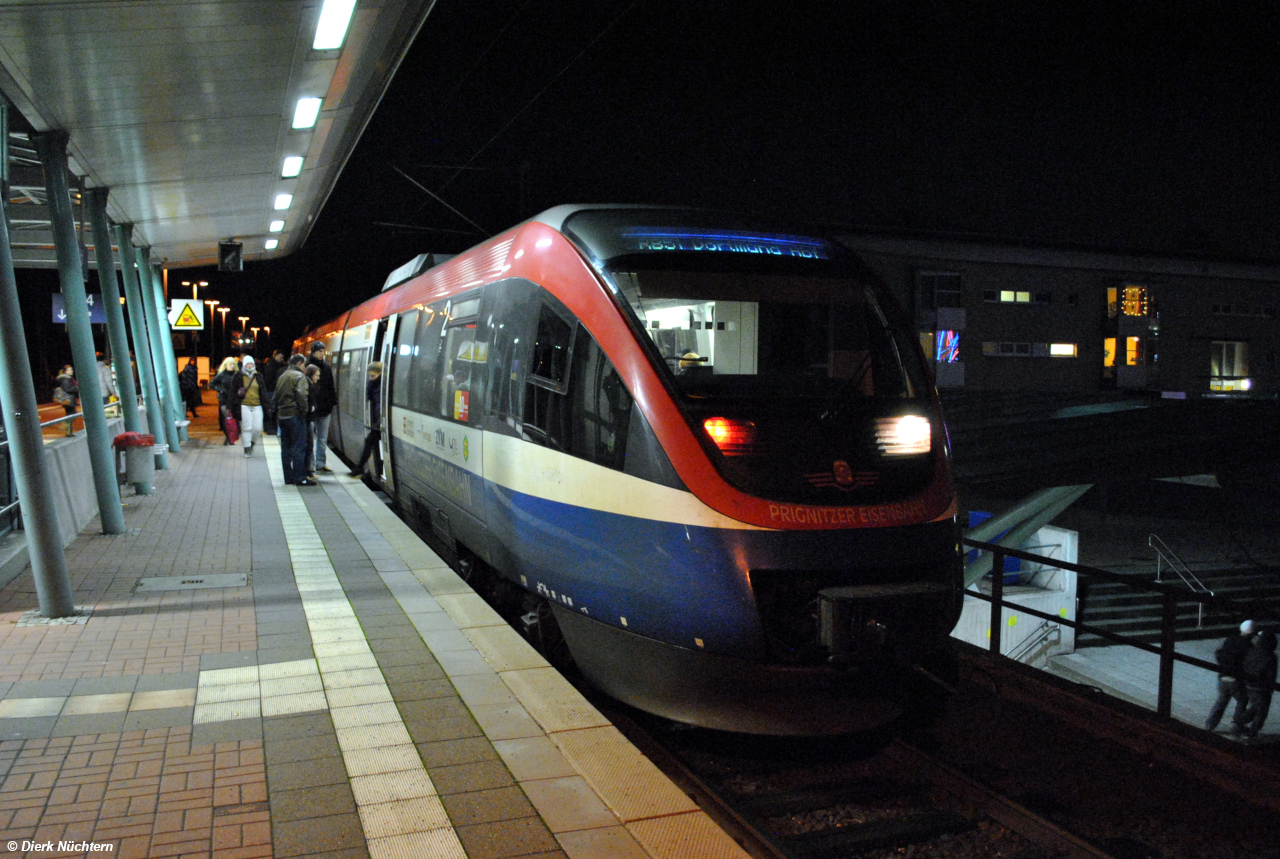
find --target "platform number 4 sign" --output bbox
[218,241,243,272]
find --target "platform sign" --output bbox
[168,298,204,329]
[52,293,106,324]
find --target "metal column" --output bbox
[86,188,149,493]
[32,131,125,536]
[0,117,76,618]
[115,225,169,471]
[144,255,186,444]
[134,247,181,454]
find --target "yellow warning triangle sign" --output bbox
[173,303,202,328]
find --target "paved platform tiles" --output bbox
[0,430,749,859]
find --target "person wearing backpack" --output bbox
[53,364,79,436]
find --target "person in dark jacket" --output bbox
[307,342,337,473]
[260,350,286,433]
[179,358,200,418]
[349,362,383,478]
[53,364,79,436]
[1234,628,1277,739]
[209,356,241,445]
[1205,620,1255,731]
[274,354,313,485]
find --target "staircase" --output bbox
[1076,567,1280,648]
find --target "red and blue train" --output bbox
[298,205,963,735]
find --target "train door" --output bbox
[371,317,390,484]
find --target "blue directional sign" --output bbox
[52,293,107,324]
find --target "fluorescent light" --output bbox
[292,97,322,129]
[269,220,285,232]
[265,239,279,250]
[314,0,357,50]
[274,193,293,210]
[282,156,303,178]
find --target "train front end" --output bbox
[550,209,963,735]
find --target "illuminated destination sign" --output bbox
[620,228,829,259]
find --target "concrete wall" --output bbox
[0,416,129,589]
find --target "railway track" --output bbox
[602,703,1115,859]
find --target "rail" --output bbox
[963,537,1279,720]
[1006,618,1060,662]
[1149,533,1213,627]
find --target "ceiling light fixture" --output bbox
[269,220,285,233]
[274,193,293,210]
[292,97,322,129]
[314,0,357,50]
[282,156,303,178]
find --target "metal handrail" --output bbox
[964,537,1279,720]
[1006,619,1060,662]
[1149,533,1213,627]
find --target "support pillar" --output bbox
[33,131,125,535]
[86,188,149,493]
[144,255,186,443]
[115,224,169,470]
[134,247,181,454]
[0,121,76,617]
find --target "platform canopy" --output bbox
[0,0,435,270]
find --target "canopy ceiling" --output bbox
[0,0,435,269]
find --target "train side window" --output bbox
[390,310,419,409]
[568,330,632,470]
[440,317,486,423]
[408,306,445,414]
[523,305,576,448]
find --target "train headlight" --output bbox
[875,415,931,456]
[703,417,757,455]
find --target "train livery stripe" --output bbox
[388,406,772,531]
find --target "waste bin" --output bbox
[114,432,156,484]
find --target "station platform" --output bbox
[0,412,750,859]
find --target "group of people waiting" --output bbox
[201,342,382,486]
[1206,619,1277,740]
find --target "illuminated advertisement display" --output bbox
[620,228,830,259]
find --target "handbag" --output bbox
[53,387,73,406]
[226,415,240,444]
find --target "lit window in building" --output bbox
[1122,285,1150,316]
[1126,336,1143,366]
[1210,341,1250,391]
[936,330,961,363]
[1103,338,1116,367]
[1049,343,1078,357]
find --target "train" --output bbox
[297,205,964,735]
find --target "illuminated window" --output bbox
[1107,287,1118,319]
[1210,341,1250,391]
[1126,336,1143,366]
[1122,285,1150,316]
[1103,337,1116,367]
[936,330,961,363]
[1049,343,1077,357]
[985,290,1050,304]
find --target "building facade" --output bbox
[841,235,1280,396]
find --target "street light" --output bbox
[204,300,219,359]
[218,307,230,356]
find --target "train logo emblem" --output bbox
[833,460,854,486]
[804,462,878,491]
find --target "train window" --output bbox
[611,269,925,400]
[528,305,574,389]
[440,320,487,422]
[408,306,445,414]
[390,310,418,409]
[568,330,632,470]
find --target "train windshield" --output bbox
[610,269,924,400]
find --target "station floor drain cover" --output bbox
[136,574,248,591]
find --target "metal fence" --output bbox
[963,537,1279,719]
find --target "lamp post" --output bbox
[204,300,219,359]
[251,327,260,352]
[262,326,271,352]
[218,306,230,357]
[237,316,249,354]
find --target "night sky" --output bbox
[20,1,1280,368]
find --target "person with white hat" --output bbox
[1205,619,1256,731]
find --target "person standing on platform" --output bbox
[261,349,286,434]
[96,351,117,406]
[1235,628,1277,740]
[237,356,265,457]
[1206,619,1255,731]
[304,364,321,478]
[210,357,240,445]
[307,342,337,474]
[275,354,314,486]
[350,361,383,478]
[179,357,201,418]
[53,364,78,435]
